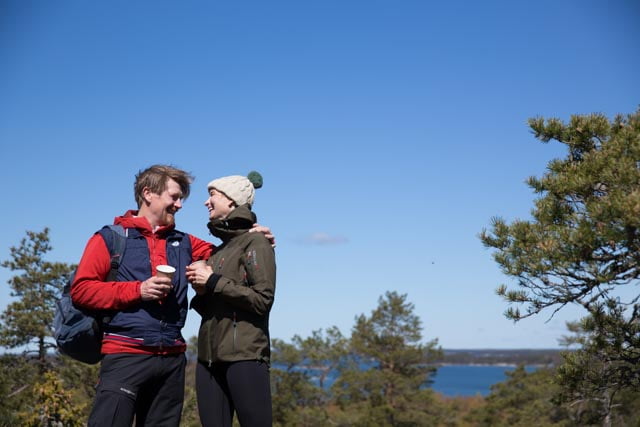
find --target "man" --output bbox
[71,165,272,426]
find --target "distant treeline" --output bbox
[437,348,565,366]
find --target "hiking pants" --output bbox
[88,353,186,427]
[196,360,272,427]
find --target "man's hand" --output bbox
[250,224,276,247]
[140,276,173,301]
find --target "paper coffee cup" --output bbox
[156,265,176,279]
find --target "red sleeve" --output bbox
[189,234,215,262]
[71,233,142,310]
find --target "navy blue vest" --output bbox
[99,226,192,347]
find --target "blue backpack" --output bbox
[53,225,126,364]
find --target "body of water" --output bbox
[273,363,537,397]
[430,365,535,397]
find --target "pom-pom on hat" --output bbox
[207,171,263,207]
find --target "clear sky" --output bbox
[1,0,639,350]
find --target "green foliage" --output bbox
[0,355,99,426]
[55,355,99,419]
[0,228,75,371]
[186,334,198,361]
[268,292,446,425]
[0,354,39,426]
[0,229,97,425]
[480,109,640,424]
[292,326,348,392]
[271,337,329,425]
[482,110,640,320]
[469,366,571,426]
[556,316,640,425]
[332,291,444,425]
[180,358,201,427]
[17,371,86,427]
[2,225,634,425]
[466,364,640,427]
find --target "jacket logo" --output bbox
[171,241,180,247]
[246,250,259,268]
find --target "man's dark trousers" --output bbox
[88,353,186,427]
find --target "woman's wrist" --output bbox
[205,273,222,293]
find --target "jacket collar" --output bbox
[115,210,176,236]
[207,204,256,242]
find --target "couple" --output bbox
[71,165,276,427]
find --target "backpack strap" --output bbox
[104,224,127,281]
[99,224,127,325]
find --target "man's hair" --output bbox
[134,165,194,208]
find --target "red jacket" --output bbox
[71,210,214,354]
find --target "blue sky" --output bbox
[1,0,638,350]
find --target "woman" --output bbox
[186,171,276,427]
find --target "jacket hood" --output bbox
[207,204,257,242]
[114,210,176,236]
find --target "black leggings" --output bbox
[196,360,272,427]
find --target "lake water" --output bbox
[273,364,536,397]
[430,365,534,396]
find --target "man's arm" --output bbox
[71,234,142,310]
[189,234,216,262]
[250,224,275,247]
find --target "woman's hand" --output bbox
[186,262,214,295]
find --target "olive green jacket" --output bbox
[191,205,276,365]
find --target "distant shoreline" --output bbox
[437,362,551,368]
[437,348,566,367]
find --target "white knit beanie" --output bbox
[207,171,263,207]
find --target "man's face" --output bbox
[145,178,183,227]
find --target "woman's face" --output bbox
[204,188,235,220]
